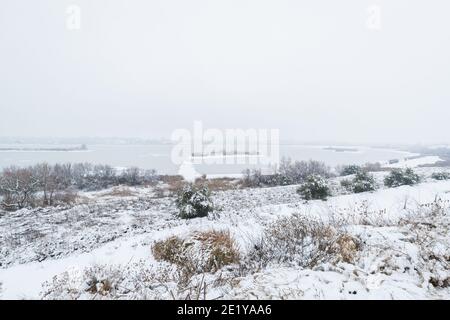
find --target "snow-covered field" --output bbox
[0,168,449,300]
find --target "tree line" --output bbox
[0,163,158,211]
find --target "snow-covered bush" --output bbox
[246,215,360,268]
[341,171,377,193]
[384,168,420,188]
[241,169,264,187]
[431,172,450,181]
[339,164,362,176]
[297,175,331,200]
[176,184,214,219]
[402,206,450,289]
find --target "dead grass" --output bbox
[193,230,240,272]
[99,187,137,198]
[159,175,185,193]
[194,177,239,192]
[157,175,239,196]
[152,230,240,276]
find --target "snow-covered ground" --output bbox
[0,169,449,300]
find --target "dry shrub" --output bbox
[152,236,187,266]
[159,175,185,193]
[153,185,168,198]
[176,184,213,219]
[86,276,115,296]
[247,214,361,268]
[429,277,450,288]
[152,230,240,276]
[402,204,450,289]
[158,175,238,196]
[331,234,361,263]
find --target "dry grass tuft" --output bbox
[194,177,239,191]
[246,214,362,268]
[193,230,240,272]
[331,234,361,263]
[99,187,137,198]
[152,230,240,275]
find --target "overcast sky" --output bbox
[0,0,449,144]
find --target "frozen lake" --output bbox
[0,144,413,175]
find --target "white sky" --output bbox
[0,0,449,144]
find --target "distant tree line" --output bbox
[241,158,332,187]
[0,163,158,211]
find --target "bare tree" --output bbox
[0,167,39,210]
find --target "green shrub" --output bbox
[297,175,331,201]
[351,171,377,193]
[176,183,213,219]
[384,168,420,188]
[431,172,450,181]
[339,165,362,176]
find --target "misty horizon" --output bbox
[0,135,446,148]
[1,1,449,145]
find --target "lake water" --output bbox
[0,144,413,176]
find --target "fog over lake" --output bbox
[0,143,413,175]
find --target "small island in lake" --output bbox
[323,146,359,152]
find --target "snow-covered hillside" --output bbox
[0,169,449,300]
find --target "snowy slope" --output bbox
[1,174,449,300]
